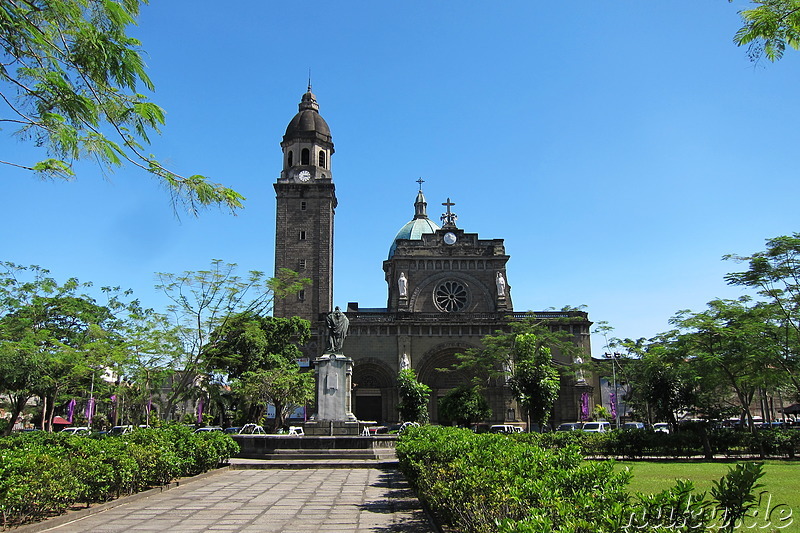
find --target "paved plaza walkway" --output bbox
[26,466,435,533]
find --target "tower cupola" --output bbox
[280,86,334,182]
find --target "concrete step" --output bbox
[228,458,400,470]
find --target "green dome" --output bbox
[388,190,440,258]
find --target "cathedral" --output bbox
[273,88,593,427]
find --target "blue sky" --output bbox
[2,2,797,356]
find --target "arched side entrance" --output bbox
[351,358,395,424]
[416,343,480,424]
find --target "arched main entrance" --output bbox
[351,359,394,423]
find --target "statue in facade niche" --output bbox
[496,271,507,297]
[399,352,411,371]
[325,306,349,353]
[398,272,408,298]
[574,356,586,383]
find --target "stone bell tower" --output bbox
[273,86,337,323]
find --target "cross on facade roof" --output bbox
[416,177,425,191]
[441,197,458,228]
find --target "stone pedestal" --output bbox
[306,353,358,435]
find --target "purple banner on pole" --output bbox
[610,391,617,419]
[196,398,204,424]
[67,399,76,423]
[580,392,590,421]
[85,397,95,423]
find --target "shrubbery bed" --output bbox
[397,426,770,533]
[0,425,238,528]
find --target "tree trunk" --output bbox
[40,395,47,431]
[2,394,30,436]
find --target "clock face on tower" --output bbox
[444,232,457,245]
[298,170,311,182]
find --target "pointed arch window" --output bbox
[287,150,293,167]
[318,150,326,168]
[301,148,310,165]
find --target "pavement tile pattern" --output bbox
[36,468,434,533]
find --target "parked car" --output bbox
[60,426,91,436]
[107,425,133,436]
[223,427,242,434]
[489,424,523,434]
[622,422,645,430]
[653,422,670,434]
[556,422,583,431]
[194,426,223,433]
[581,421,610,433]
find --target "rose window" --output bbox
[434,280,468,312]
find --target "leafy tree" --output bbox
[231,366,314,431]
[203,311,312,430]
[733,0,800,62]
[0,0,242,213]
[508,333,561,427]
[118,307,182,425]
[154,261,308,420]
[438,385,491,427]
[203,312,310,379]
[0,262,128,434]
[397,368,431,424]
[725,234,800,398]
[455,318,584,427]
[617,341,699,428]
[668,298,782,431]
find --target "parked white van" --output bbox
[581,421,611,433]
[489,424,523,434]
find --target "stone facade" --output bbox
[273,89,594,428]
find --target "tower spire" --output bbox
[414,180,429,220]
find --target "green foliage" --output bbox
[456,319,582,427]
[0,0,243,213]
[203,310,313,431]
[397,368,431,424]
[231,366,314,431]
[628,479,710,532]
[397,426,774,533]
[733,0,800,62]
[204,312,310,379]
[710,462,765,532]
[509,333,560,426]
[0,425,238,527]
[0,262,135,435]
[154,261,308,419]
[397,425,632,533]
[667,298,783,431]
[724,233,800,399]
[438,385,491,427]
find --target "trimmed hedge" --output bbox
[0,425,238,527]
[526,427,800,459]
[397,426,769,533]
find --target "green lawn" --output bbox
[616,460,799,532]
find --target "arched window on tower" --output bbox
[287,151,293,167]
[318,150,326,168]
[301,148,310,165]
